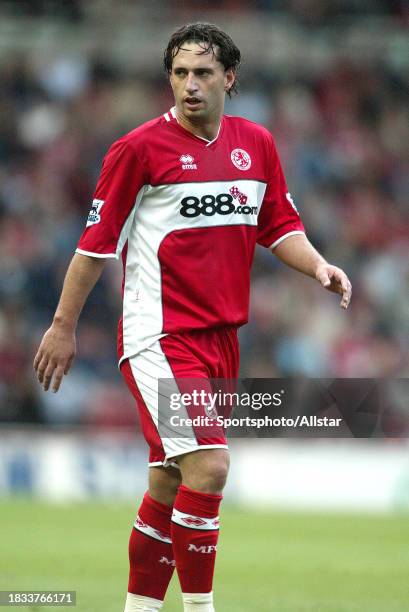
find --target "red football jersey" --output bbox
[77,107,305,364]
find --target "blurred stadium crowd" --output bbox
[0,3,408,426]
[1,1,408,22]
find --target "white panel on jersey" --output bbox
[142,179,264,232]
[121,179,266,361]
[115,186,146,257]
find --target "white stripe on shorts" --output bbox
[128,341,200,461]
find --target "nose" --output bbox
[185,72,198,93]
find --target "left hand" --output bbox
[315,263,352,309]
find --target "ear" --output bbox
[224,68,235,92]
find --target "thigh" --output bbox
[121,336,228,468]
[160,334,229,459]
[121,353,167,467]
[149,465,182,506]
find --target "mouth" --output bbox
[184,96,202,108]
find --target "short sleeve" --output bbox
[257,135,305,249]
[76,139,146,259]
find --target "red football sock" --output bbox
[171,485,222,594]
[128,492,175,601]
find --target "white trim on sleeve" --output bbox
[75,249,117,258]
[269,230,305,250]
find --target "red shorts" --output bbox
[120,327,239,467]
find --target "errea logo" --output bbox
[180,154,197,170]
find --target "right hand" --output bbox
[33,324,76,393]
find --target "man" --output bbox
[34,23,351,612]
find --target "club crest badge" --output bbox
[231,148,251,171]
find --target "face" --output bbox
[169,41,235,124]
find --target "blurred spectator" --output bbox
[0,4,407,425]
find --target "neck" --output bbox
[175,107,222,142]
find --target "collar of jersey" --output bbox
[165,106,224,147]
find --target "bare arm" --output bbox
[273,234,352,309]
[33,253,107,392]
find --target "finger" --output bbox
[33,349,43,371]
[36,355,49,383]
[330,270,348,295]
[340,282,350,300]
[64,354,75,375]
[317,271,331,288]
[52,365,65,393]
[42,362,56,392]
[340,283,352,309]
[336,277,346,296]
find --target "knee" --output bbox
[202,459,229,493]
[149,466,181,506]
[178,449,230,495]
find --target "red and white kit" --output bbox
[77,107,305,465]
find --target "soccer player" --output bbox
[33,23,352,612]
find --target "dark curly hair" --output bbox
[163,23,241,97]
